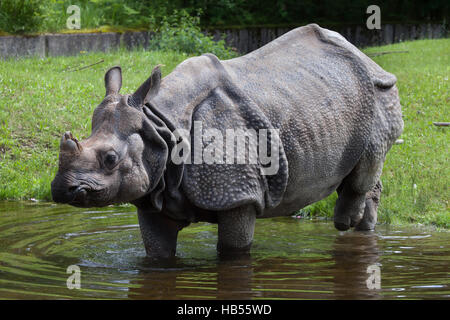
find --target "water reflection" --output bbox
[127,223,448,300]
[128,254,255,299]
[331,231,381,299]
[216,254,254,299]
[0,201,448,299]
[129,231,380,300]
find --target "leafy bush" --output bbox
[0,0,448,35]
[148,9,238,59]
[0,0,157,34]
[39,0,153,33]
[0,0,42,34]
[90,0,152,28]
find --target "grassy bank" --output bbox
[0,39,449,228]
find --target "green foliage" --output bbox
[148,9,238,59]
[88,0,151,28]
[0,0,43,34]
[188,0,449,26]
[1,0,448,35]
[0,0,159,34]
[38,0,154,33]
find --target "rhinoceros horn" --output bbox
[60,131,81,154]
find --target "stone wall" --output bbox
[0,23,447,59]
[0,31,152,59]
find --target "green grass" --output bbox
[0,39,449,228]
[370,40,449,228]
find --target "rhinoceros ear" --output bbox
[105,66,122,96]
[132,65,162,106]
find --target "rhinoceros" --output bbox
[51,24,403,258]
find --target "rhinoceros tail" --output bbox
[372,73,397,89]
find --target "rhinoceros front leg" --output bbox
[137,209,187,258]
[217,206,256,254]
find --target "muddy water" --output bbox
[0,201,448,299]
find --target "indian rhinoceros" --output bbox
[51,24,403,258]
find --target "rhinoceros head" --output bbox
[51,66,163,207]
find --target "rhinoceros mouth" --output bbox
[68,186,110,207]
[68,185,88,205]
[51,174,109,207]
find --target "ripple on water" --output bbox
[0,201,448,299]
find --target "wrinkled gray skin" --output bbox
[51,24,403,258]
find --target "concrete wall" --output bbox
[0,35,46,58]
[0,23,447,59]
[0,31,152,59]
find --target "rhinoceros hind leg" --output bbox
[355,180,382,231]
[333,181,367,231]
[334,156,384,232]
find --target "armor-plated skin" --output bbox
[51,24,403,258]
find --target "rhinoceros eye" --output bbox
[103,151,118,169]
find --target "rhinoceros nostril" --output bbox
[68,185,79,194]
[74,186,87,195]
[69,186,88,204]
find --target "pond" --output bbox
[0,201,448,299]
